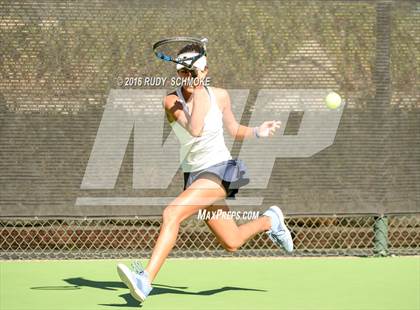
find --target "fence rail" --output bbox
[1,214,418,259]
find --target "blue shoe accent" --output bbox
[117,261,153,303]
[263,206,294,253]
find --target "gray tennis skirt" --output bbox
[183,159,250,199]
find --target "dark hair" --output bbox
[177,43,202,56]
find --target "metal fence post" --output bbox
[374,215,389,256]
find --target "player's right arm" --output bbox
[163,92,207,137]
[163,93,186,125]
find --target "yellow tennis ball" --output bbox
[325,92,342,110]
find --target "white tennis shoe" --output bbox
[117,262,153,303]
[263,206,294,253]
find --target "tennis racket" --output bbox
[153,37,208,76]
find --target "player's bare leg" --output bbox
[145,173,226,281]
[204,202,293,253]
[204,202,271,252]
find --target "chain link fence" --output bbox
[1,214,418,260]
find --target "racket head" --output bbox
[153,37,208,70]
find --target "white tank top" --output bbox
[169,86,232,172]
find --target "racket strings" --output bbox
[153,37,207,67]
[155,41,193,59]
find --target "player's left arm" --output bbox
[216,88,281,140]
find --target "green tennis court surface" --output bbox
[1,257,419,310]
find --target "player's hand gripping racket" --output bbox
[153,37,208,78]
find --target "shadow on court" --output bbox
[31,277,266,308]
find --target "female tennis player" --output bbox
[117,43,293,303]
